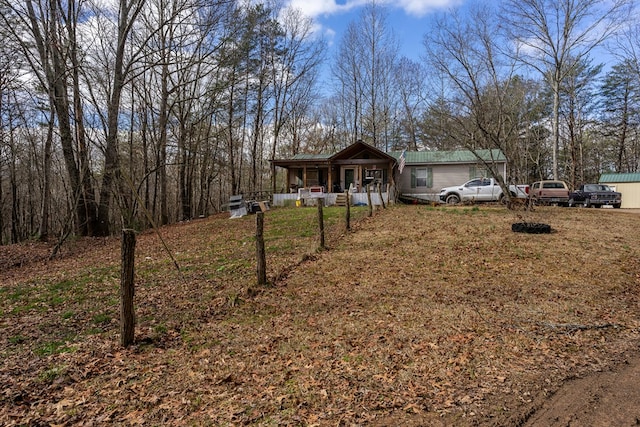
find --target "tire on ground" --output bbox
[511,222,552,234]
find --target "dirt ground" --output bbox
[2,205,640,426]
[522,208,640,427]
[524,353,640,426]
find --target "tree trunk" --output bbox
[157,56,170,226]
[96,0,146,235]
[96,112,122,236]
[69,6,98,236]
[38,110,54,241]
[10,156,19,244]
[0,159,3,244]
[24,0,90,237]
[551,77,560,180]
[120,229,136,347]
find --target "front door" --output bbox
[345,169,355,191]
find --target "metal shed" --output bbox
[599,173,640,208]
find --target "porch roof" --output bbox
[271,140,397,168]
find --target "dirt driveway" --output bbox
[522,207,640,426]
[525,352,640,426]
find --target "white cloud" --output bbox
[283,0,461,53]
[394,0,462,17]
[285,0,350,18]
[286,0,460,19]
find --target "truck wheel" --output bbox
[500,192,517,205]
[568,198,575,207]
[614,203,621,209]
[445,194,460,205]
[582,199,591,208]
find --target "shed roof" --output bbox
[599,173,640,183]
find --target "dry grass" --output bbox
[1,205,639,426]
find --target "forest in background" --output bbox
[1,0,639,243]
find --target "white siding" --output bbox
[606,183,640,208]
[397,162,507,195]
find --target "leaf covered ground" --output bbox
[1,204,640,426]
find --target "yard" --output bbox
[1,204,639,426]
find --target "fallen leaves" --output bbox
[1,207,640,425]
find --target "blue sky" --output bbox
[282,0,622,87]
[284,0,464,64]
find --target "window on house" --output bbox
[469,165,489,179]
[365,169,382,181]
[411,167,433,188]
[365,168,389,185]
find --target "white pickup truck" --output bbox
[438,178,529,204]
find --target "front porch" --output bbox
[270,140,398,207]
[272,186,394,208]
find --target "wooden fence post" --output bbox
[120,229,136,347]
[256,211,267,286]
[386,183,391,206]
[378,183,386,209]
[317,198,325,250]
[344,190,351,231]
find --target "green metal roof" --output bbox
[279,147,505,164]
[599,172,640,183]
[389,149,506,164]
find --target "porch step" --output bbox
[335,193,348,206]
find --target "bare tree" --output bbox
[94,0,147,235]
[332,22,363,145]
[0,20,20,243]
[424,4,530,200]
[358,2,399,150]
[394,57,427,151]
[332,1,399,150]
[600,60,640,173]
[502,0,632,179]
[559,59,602,188]
[268,4,323,192]
[2,0,99,236]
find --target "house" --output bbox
[390,148,508,202]
[270,140,508,206]
[271,140,397,206]
[599,173,640,208]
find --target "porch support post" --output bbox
[271,162,276,194]
[389,162,395,187]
